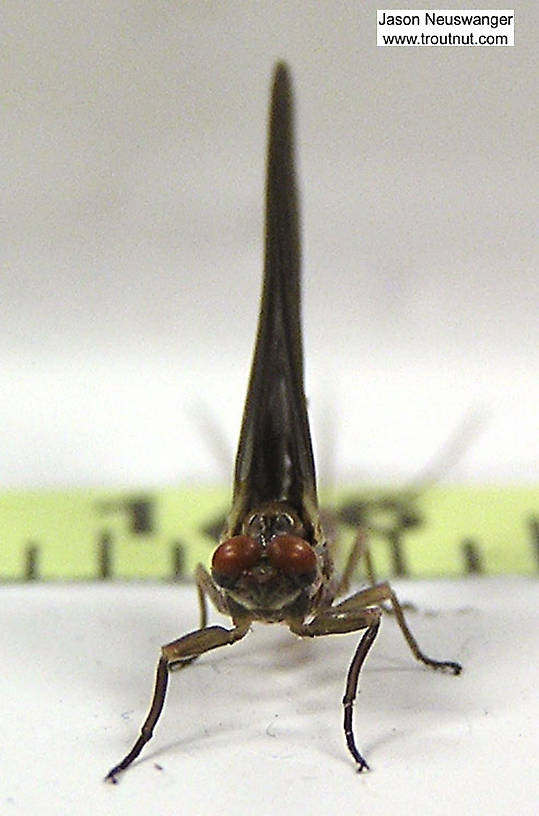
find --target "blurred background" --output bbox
[2,0,537,490]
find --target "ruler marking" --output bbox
[98,532,113,580]
[25,542,39,581]
[170,542,186,581]
[528,516,539,571]
[461,538,484,574]
[126,497,155,535]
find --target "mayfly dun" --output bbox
[105,62,461,783]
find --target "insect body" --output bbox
[105,62,461,783]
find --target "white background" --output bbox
[2,578,538,816]
[2,0,537,490]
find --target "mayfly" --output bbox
[105,62,461,783]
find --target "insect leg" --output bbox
[195,565,209,629]
[337,530,415,613]
[334,529,399,616]
[105,655,169,783]
[290,605,381,771]
[105,619,250,782]
[170,565,226,673]
[331,582,460,672]
[343,618,381,771]
[378,581,462,674]
[335,527,371,597]
[291,580,461,772]
[194,563,230,620]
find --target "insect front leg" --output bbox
[164,565,231,676]
[165,565,230,676]
[290,603,382,771]
[105,618,251,783]
[194,563,230,623]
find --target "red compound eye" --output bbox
[212,536,262,580]
[267,535,317,578]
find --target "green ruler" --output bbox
[0,485,537,581]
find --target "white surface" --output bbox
[1,1,538,489]
[2,578,538,815]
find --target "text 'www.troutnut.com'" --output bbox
[377,9,515,47]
